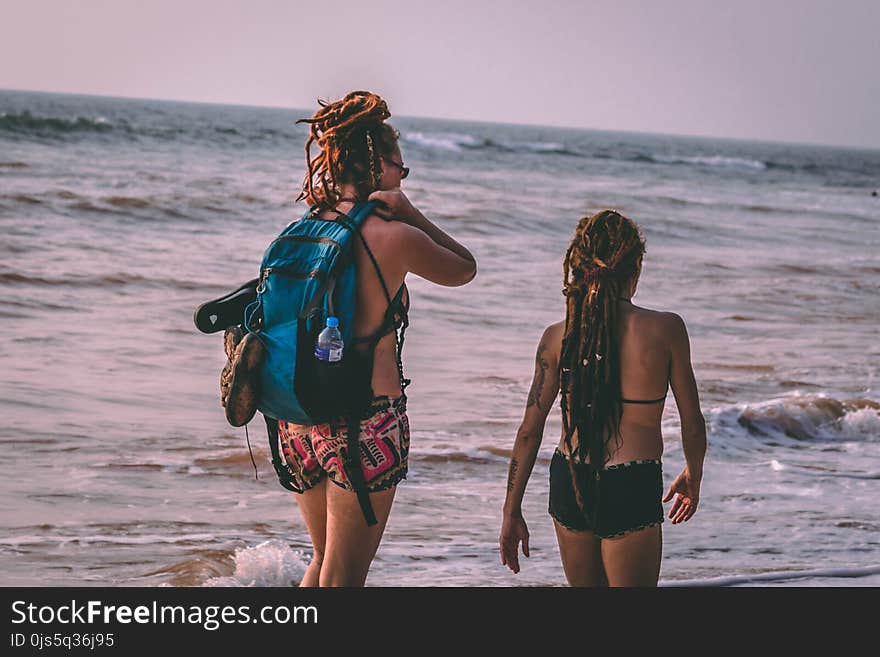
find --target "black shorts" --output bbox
[548,449,664,539]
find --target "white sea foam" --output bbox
[203,539,308,587]
[662,564,880,587]
[705,393,880,450]
[520,141,567,153]
[403,131,573,156]
[501,140,572,154]
[653,154,767,170]
[840,407,880,437]
[403,131,482,151]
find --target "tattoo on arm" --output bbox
[507,458,519,493]
[526,343,549,412]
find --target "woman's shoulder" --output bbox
[358,213,411,248]
[360,213,418,243]
[630,305,688,338]
[545,320,565,338]
[630,303,683,322]
[539,321,565,359]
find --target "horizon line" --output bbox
[2,86,879,153]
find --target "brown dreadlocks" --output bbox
[560,210,646,505]
[296,90,399,209]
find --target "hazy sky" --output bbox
[2,0,878,148]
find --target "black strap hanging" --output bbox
[265,414,299,492]
[344,413,378,526]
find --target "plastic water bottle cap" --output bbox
[325,316,339,328]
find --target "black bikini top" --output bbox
[351,282,410,347]
[558,377,669,410]
[333,202,412,391]
[621,383,669,405]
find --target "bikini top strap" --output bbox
[355,229,393,306]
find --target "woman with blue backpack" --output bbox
[222,91,477,586]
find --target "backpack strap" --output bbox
[264,414,300,492]
[343,414,378,526]
[339,202,384,526]
[295,202,375,325]
[296,201,390,326]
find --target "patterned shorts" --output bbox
[276,395,410,494]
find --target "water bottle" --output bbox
[315,316,344,363]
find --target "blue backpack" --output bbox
[242,201,410,525]
[244,201,376,425]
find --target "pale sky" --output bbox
[2,0,879,148]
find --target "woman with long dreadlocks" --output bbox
[225,91,476,586]
[499,210,706,586]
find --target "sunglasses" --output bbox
[383,156,409,179]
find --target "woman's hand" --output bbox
[663,468,701,524]
[368,187,417,223]
[499,512,530,574]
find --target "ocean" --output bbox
[1,89,878,586]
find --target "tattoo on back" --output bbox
[507,458,519,493]
[526,343,549,412]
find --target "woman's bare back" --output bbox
[550,303,686,465]
[318,203,408,398]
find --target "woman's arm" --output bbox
[663,312,707,524]
[500,324,561,573]
[369,188,476,286]
[504,328,560,515]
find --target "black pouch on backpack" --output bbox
[294,310,374,425]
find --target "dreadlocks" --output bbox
[296,90,399,209]
[560,210,646,508]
